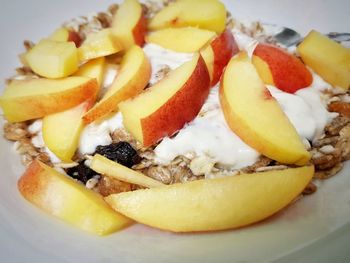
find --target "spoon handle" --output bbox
[327,32,350,42]
[273,27,350,47]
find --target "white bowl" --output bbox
[1,1,350,262]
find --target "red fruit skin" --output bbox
[263,87,274,100]
[253,43,313,93]
[68,31,82,47]
[141,56,210,147]
[132,11,147,47]
[211,29,239,86]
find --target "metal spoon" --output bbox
[273,27,350,47]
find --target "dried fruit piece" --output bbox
[95,142,141,168]
[66,161,97,184]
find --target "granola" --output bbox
[2,1,350,200]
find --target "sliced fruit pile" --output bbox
[1,0,349,235]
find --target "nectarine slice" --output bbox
[43,100,93,162]
[25,39,78,78]
[49,27,81,47]
[148,0,226,33]
[119,54,210,147]
[252,43,313,93]
[74,57,106,86]
[146,27,216,53]
[0,77,98,122]
[297,30,350,90]
[91,154,164,188]
[83,45,151,124]
[201,29,239,86]
[112,0,146,49]
[106,165,314,232]
[18,160,132,235]
[78,29,123,61]
[220,53,310,165]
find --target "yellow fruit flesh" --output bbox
[74,57,106,86]
[78,29,123,61]
[146,27,216,52]
[49,27,69,42]
[42,102,89,162]
[220,53,310,165]
[0,77,97,122]
[91,154,164,188]
[297,30,350,90]
[112,0,142,49]
[18,160,132,235]
[200,43,215,82]
[148,0,226,33]
[25,39,78,78]
[83,45,151,124]
[252,55,275,85]
[2,77,89,98]
[103,46,149,98]
[106,166,314,232]
[119,54,198,143]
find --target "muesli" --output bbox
[1,0,349,235]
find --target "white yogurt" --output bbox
[27,120,42,134]
[154,73,337,169]
[232,29,337,142]
[296,87,337,140]
[78,112,123,155]
[26,24,339,170]
[28,120,61,164]
[102,64,118,89]
[267,86,317,140]
[143,43,193,84]
[267,84,337,141]
[154,86,260,169]
[232,31,259,58]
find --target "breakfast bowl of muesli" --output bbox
[0,0,350,262]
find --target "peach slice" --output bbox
[42,100,93,162]
[220,53,310,165]
[50,27,82,47]
[20,29,81,66]
[74,57,106,86]
[0,77,98,122]
[83,45,151,124]
[112,0,146,49]
[78,29,123,62]
[201,29,239,86]
[148,0,226,34]
[90,154,164,188]
[119,54,210,147]
[106,165,314,232]
[146,27,216,53]
[297,30,350,90]
[252,43,313,93]
[25,39,79,78]
[18,160,132,235]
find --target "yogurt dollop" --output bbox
[33,36,337,170]
[268,84,337,141]
[143,43,193,84]
[154,86,260,169]
[79,112,123,155]
[28,120,61,164]
[153,36,337,170]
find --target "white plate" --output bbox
[1,1,350,262]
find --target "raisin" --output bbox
[66,161,97,184]
[95,142,141,167]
